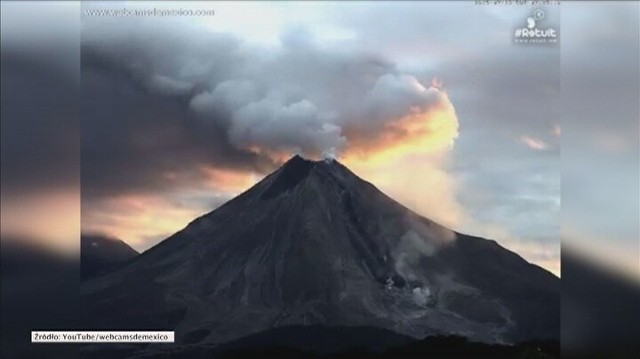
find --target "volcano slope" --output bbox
[83,155,559,348]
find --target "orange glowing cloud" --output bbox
[344,90,459,165]
[200,166,260,193]
[344,154,466,230]
[340,81,464,230]
[84,167,262,251]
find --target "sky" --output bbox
[1,1,80,251]
[560,2,639,279]
[1,1,638,279]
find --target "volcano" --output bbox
[83,155,559,348]
[81,233,139,279]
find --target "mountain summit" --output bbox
[83,155,559,347]
[81,233,139,279]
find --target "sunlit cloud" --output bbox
[468,222,560,277]
[200,166,260,193]
[333,75,464,232]
[81,166,262,251]
[344,84,459,164]
[345,153,465,230]
[83,193,206,250]
[519,135,549,151]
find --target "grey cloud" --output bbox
[80,65,274,201]
[359,74,445,126]
[81,16,451,164]
[229,98,347,156]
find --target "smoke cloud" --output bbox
[82,19,458,162]
[392,217,456,283]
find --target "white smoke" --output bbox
[412,286,432,307]
[392,217,456,282]
[322,147,338,161]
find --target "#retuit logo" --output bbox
[514,8,558,44]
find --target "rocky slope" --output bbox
[83,155,559,347]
